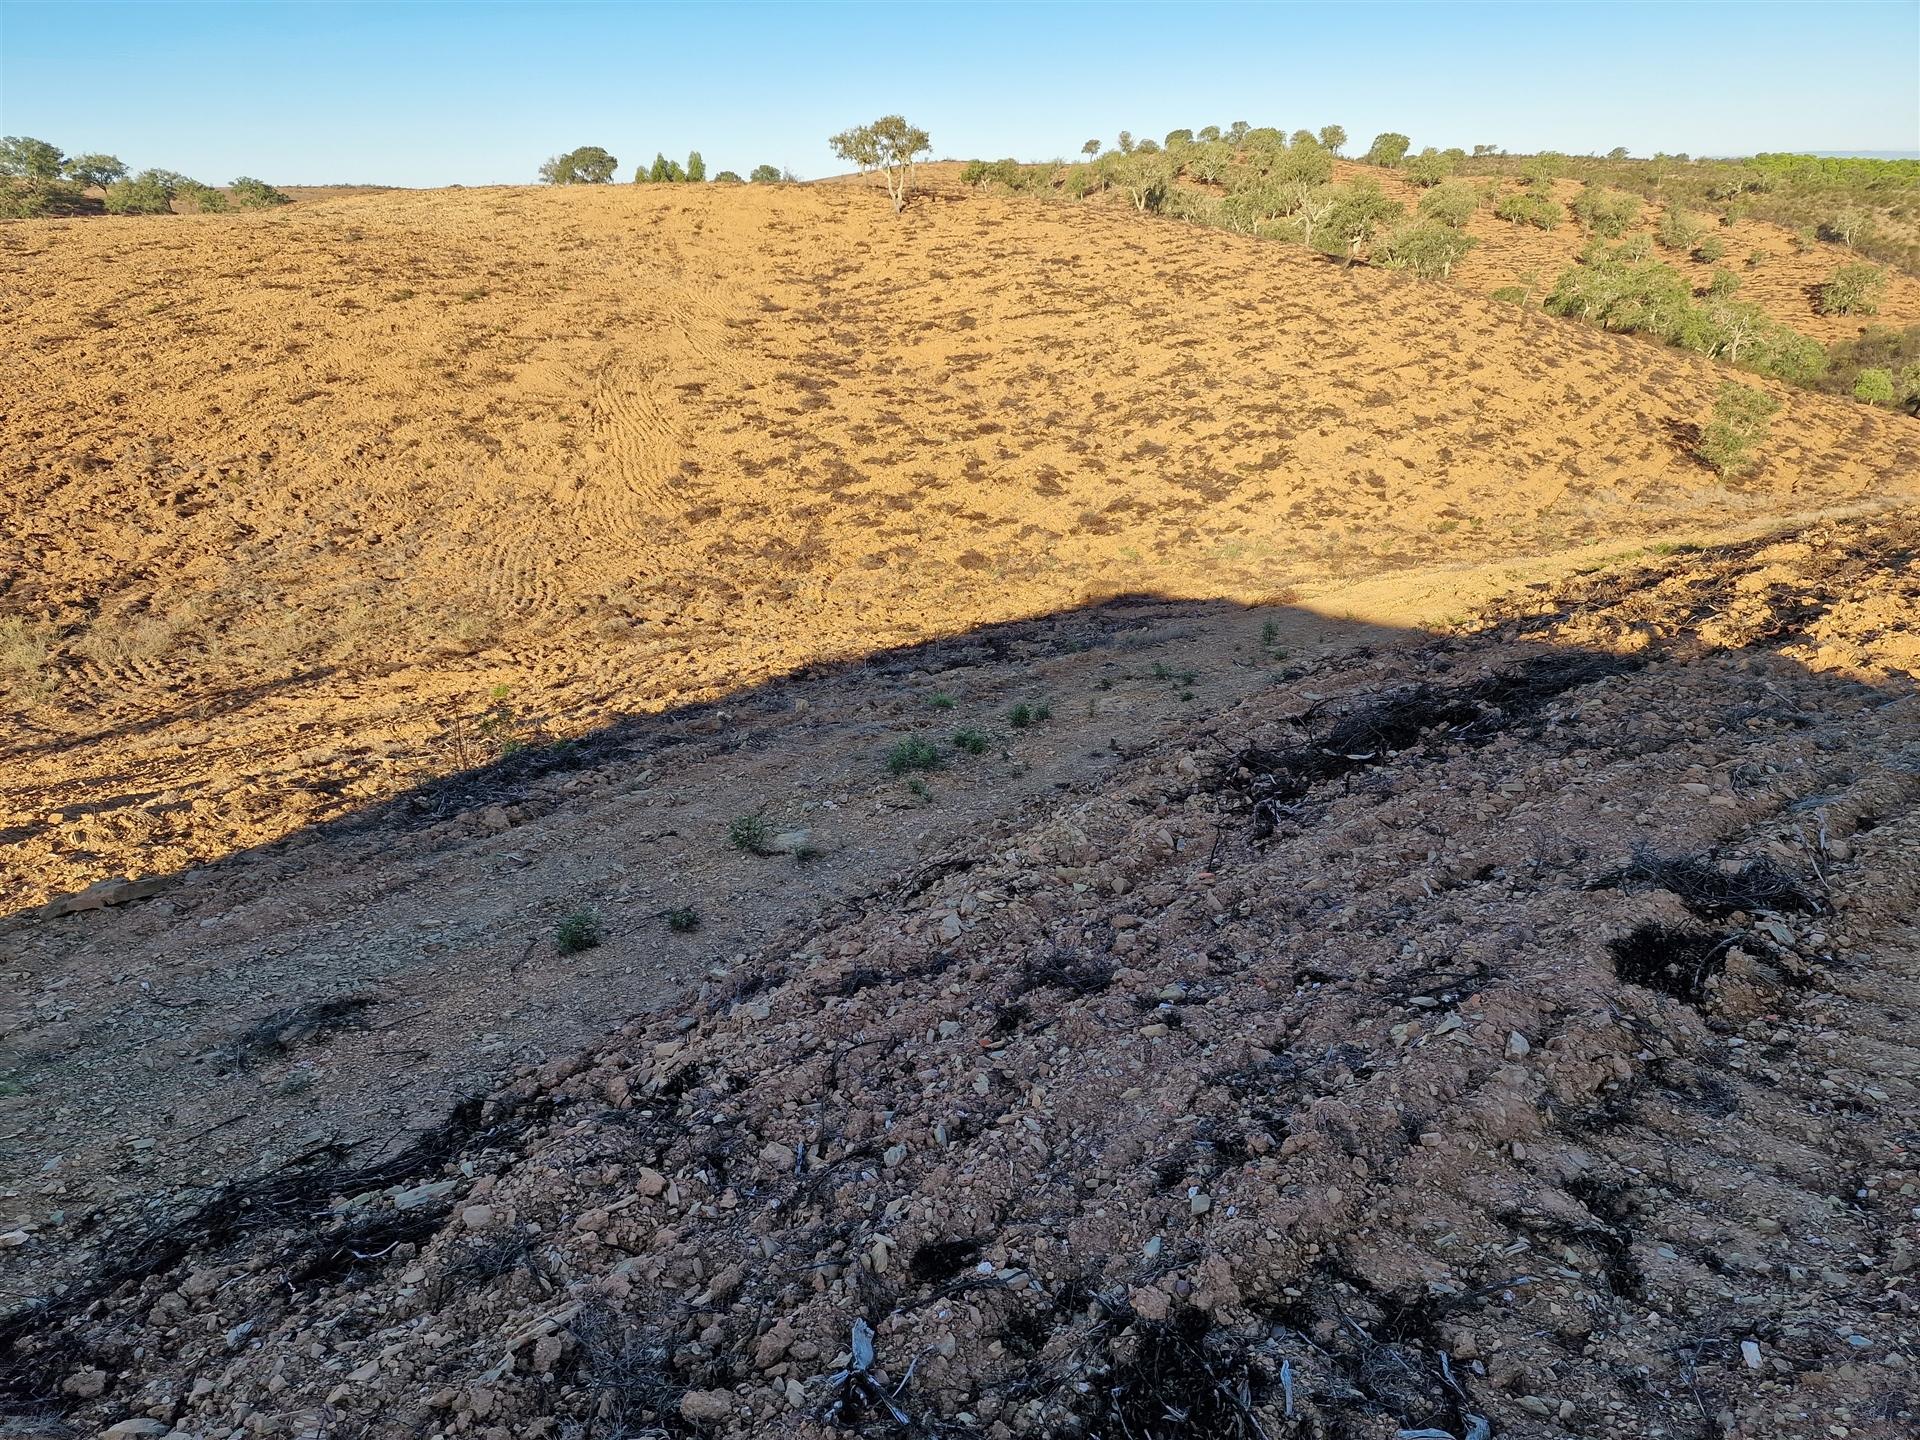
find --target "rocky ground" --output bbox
[2,512,1917,1440]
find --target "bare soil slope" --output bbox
[4,184,1917,913]
[4,512,1915,1440]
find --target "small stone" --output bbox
[1742,1340,1764,1369]
[679,1388,733,1422]
[784,1377,806,1408]
[461,1204,495,1231]
[635,1167,667,1197]
[1506,1032,1531,1059]
[1189,1192,1212,1215]
[759,1142,796,1170]
[62,1368,107,1398]
[574,1208,609,1234]
[99,1422,169,1439]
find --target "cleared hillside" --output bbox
[3,182,1915,912]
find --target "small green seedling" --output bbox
[886,737,943,774]
[554,908,602,955]
[663,907,701,933]
[951,727,992,755]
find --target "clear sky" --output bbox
[2,1,1916,187]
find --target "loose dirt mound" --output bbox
[4,183,1916,912]
[7,513,1913,1440]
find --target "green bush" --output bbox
[1164,128,1194,149]
[1362,132,1411,167]
[1403,147,1455,186]
[1693,235,1727,264]
[1418,180,1480,228]
[175,181,228,213]
[886,737,943,773]
[1852,368,1896,405]
[1704,267,1742,299]
[1493,191,1561,229]
[1187,141,1234,184]
[1375,221,1477,279]
[1265,142,1334,186]
[1697,382,1779,478]
[749,164,781,184]
[1614,232,1653,261]
[1318,124,1347,155]
[1656,207,1704,250]
[553,908,603,955]
[1319,178,1404,261]
[230,176,290,207]
[1568,184,1640,237]
[1109,150,1176,213]
[103,169,182,214]
[1820,262,1886,316]
[686,151,706,183]
[538,146,618,184]
[713,170,743,184]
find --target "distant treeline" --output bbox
[0,135,290,218]
[538,145,791,187]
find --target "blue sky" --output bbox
[2,2,1916,186]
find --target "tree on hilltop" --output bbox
[1081,139,1100,160]
[1318,124,1346,155]
[749,163,782,183]
[686,151,706,183]
[828,115,932,216]
[1362,132,1411,167]
[538,146,618,184]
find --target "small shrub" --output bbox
[175,181,228,213]
[1569,185,1641,237]
[1614,232,1653,261]
[1008,701,1052,728]
[230,176,291,207]
[749,164,781,184]
[1417,180,1479,229]
[951,727,992,756]
[1697,382,1780,478]
[1704,267,1742,299]
[1820,262,1885,316]
[886,737,943,773]
[728,813,775,854]
[103,169,182,215]
[554,909,603,955]
[1375,221,1477,279]
[1852,367,1895,405]
[663,906,701,933]
[1402,147,1455,186]
[927,691,955,709]
[1656,207,1704,250]
[712,170,743,184]
[1493,191,1561,229]
[1692,235,1727,264]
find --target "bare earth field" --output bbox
[1,183,1918,1440]
[3,183,1917,913]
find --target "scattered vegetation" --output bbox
[662,906,701,933]
[1697,382,1780,478]
[1008,701,1052,728]
[3,136,291,217]
[1375,220,1477,279]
